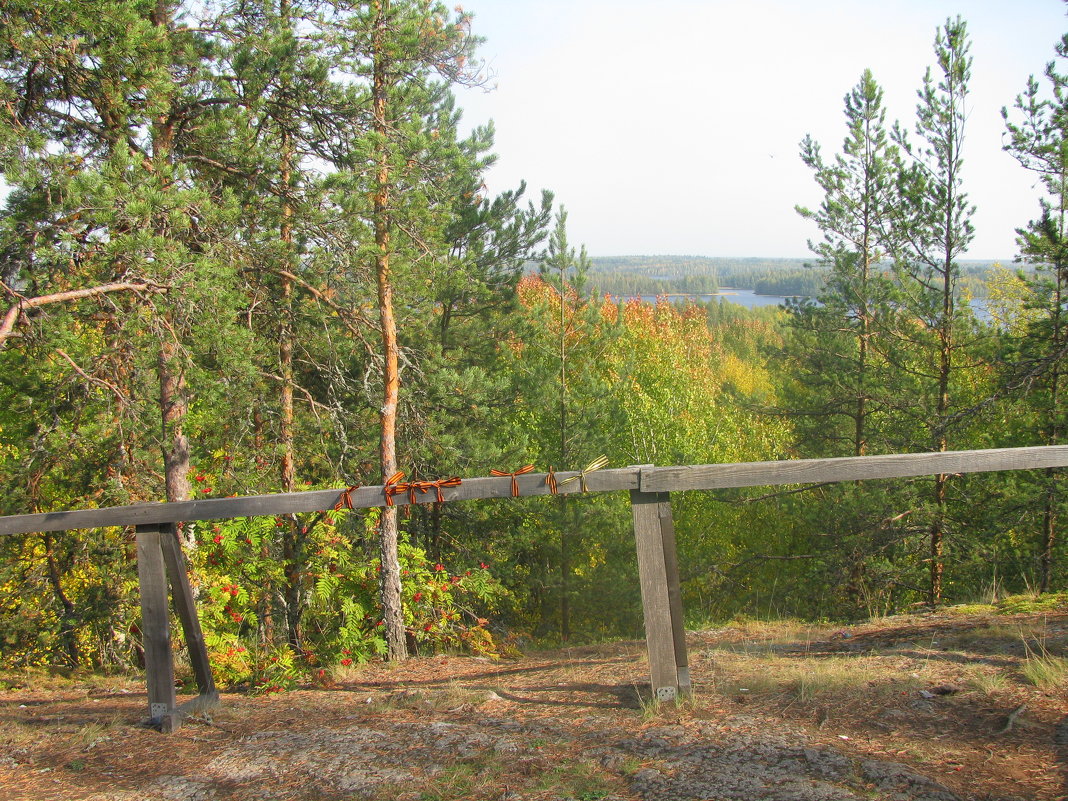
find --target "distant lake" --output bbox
[614,288,994,321]
[615,288,806,309]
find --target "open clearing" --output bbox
[0,609,1065,801]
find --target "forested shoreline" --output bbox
[0,4,1065,689]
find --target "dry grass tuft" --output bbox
[963,666,1009,696]
[1022,650,1068,690]
[75,720,115,750]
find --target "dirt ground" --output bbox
[0,610,1065,801]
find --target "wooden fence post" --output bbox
[158,523,219,711]
[135,525,179,732]
[629,467,689,701]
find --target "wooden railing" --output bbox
[2,445,1066,731]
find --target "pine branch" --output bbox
[0,280,168,349]
[54,349,129,406]
[266,267,377,355]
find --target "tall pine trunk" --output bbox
[929,258,953,606]
[149,5,193,549]
[558,279,571,641]
[854,248,871,458]
[1040,264,1064,592]
[280,125,305,651]
[276,0,305,654]
[372,0,407,661]
[159,337,191,508]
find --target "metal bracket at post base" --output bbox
[149,702,169,718]
[143,691,220,732]
[655,686,678,703]
[144,702,180,733]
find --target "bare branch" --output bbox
[258,370,332,416]
[54,348,129,405]
[0,280,168,349]
[180,154,267,185]
[266,267,377,354]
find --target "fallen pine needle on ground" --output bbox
[0,607,1064,801]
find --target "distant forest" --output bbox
[582,255,1002,299]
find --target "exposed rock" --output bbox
[859,759,960,801]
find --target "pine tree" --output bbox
[216,0,362,653]
[1002,32,1068,593]
[788,70,924,613]
[892,16,976,605]
[538,208,590,640]
[793,69,901,458]
[322,0,486,660]
[0,0,255,529]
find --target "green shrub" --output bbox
[189,506,508,689]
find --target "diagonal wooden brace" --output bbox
[136,523,219,732]
[158,524,219,707]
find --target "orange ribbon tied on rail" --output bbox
[333,484,362,512]
[545,468,558,495]
[406,476,462,504]
[383,471,408,507]
[490,465,534,497]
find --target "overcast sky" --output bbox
[454,0,1067,260]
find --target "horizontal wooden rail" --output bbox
[639,445,1068,493]
[2,445,1066,537]
[0,467,642,536]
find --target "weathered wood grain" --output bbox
[640,446,1068,493]
[0,468,642,536]
[136,526,179,733]
[630,486,680,700]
